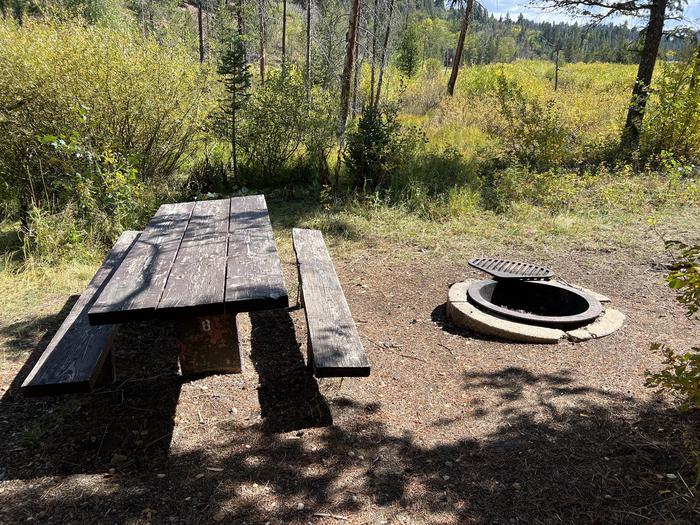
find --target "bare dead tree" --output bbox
[369,0,379,107]
[374,0,395,109]
[447,0,474,96]
[258,0,267,83]
[306,0,312,100]
[198,0,205,63]
[337,0,362,138]
[282,0,288,64]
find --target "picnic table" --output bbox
[88,195,288,375]
[21,194,368,396]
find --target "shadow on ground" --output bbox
[0,318,182,482]
[1,366,697,523]
[250,308,332,433]
[1,304,698,523]
[0,295,79,360]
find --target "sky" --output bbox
[478,0,700,29]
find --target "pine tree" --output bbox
[218,39,252,185]
[396,21,422,77]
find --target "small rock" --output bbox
[156,473,166,479]
[348,451,355,457]
[666,473,677,480]
[357,455,365,460]
[110,453,128,465]
[296,502,305,511]
[108,468,116,475]
[443,475,450,481]
[212,510,226,521]
[350,495,358,502]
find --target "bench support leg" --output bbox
[176,313,242,376]
[94,348,116,387]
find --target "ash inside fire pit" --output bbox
[467,279,603,329]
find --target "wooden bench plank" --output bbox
[88,202,194,324]
[292,228,370,377]
[158,199,230,318]
[21,231,140,395]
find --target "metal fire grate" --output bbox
[468,257,554,281]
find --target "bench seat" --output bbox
[292,228,370,377]
[21,231,140,396]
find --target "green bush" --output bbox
[345,104,426,190]
[238,68,311,180]
[640,49,700,160]
[0,17,215,248]
[494,75,573,170]
[645,239,699,479]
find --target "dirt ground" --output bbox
[0,237,698,524]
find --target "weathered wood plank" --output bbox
[22,231,140,395]
[157,199,230,318]
[229,194,273,233]
[88,202,194,324]
[225,195,288,311]
[292,228,370,377]
[225,230,289,312]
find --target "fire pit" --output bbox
[446,258,625,343]
[467,279,603,329]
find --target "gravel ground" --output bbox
[0,243,698,524]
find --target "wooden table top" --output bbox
[88,195,288,325]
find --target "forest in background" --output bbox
[0,0,698,263]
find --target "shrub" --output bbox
[345,104,426,190]
[640,49,700,161]
[645,239,699,479]
[0,17,215,247]
[494,75,572,170]
[238,68,310,180]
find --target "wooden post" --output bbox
[554,48,559,91]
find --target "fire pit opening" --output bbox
[467,279,603,329]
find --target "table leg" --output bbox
[94,348,116,387]
[176,313,242,376]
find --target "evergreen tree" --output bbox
[218,39,252,184]
[396,21,422,77]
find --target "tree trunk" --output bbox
[622,0,668,146]
[369,0,379,107]
[230,104,236,186]
[336,0,362,138]
[352,34,362,116]
[306,0,312,101]
[282,0,287,64]
[259,0,267,83]
[447,0,474,96]
[374,0,395,109]
[198,1,205,63]
[236,0,246,63]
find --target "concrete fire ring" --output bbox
[447,281,625,344]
